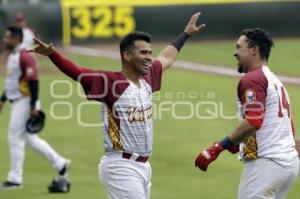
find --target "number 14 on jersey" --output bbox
[275,85,291,118]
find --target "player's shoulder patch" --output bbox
[245,88,256,102]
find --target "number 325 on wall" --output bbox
[71,7,135,39]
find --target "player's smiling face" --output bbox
[129,40,153,76]
[234,35,254,73]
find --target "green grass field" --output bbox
[0,39,300,199]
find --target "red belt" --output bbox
[122,152,149,163]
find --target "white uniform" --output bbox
[236,66,299,199]
[49,50,162,199]
[3,45,68,184]
[20,27,35,50]
[85,62,162,199]
[98,78,154,199]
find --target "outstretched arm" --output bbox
[27,38,93,82]
[49,51,93,82]
[156,12,206,72]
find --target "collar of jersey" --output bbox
[12,44,23,54]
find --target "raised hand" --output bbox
[184,12,206,36]
[26,38,55,56]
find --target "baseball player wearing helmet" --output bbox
[195,28,299,199]
[28,12,205,199]
[0,26,70,189]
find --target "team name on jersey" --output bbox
[127,106,153,122]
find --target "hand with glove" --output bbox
[195,136,237,171]
[195,142,224,171]
[26,110,46,134]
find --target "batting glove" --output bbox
[195,142,224,171]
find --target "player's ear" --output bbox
[252,45,259,56]
[123,51,132,62]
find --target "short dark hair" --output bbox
[7,26,23,42]
[119,31,152,59]
[240,28,274,61]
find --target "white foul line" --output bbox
[64,45,300,86]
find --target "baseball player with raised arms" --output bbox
[0,26,70,189]
[195,28,299,199]
[28,12,205,199]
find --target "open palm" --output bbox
[26,38,54,56]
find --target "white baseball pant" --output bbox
[238,157,299,199]
[7,97,67,184]
[99,152,152,199]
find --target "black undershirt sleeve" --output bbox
[28,80,39,108]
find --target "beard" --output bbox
[237,63,246,73]
[133,64,148,76]
[237,65,243,73]
[4,44,14,51]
